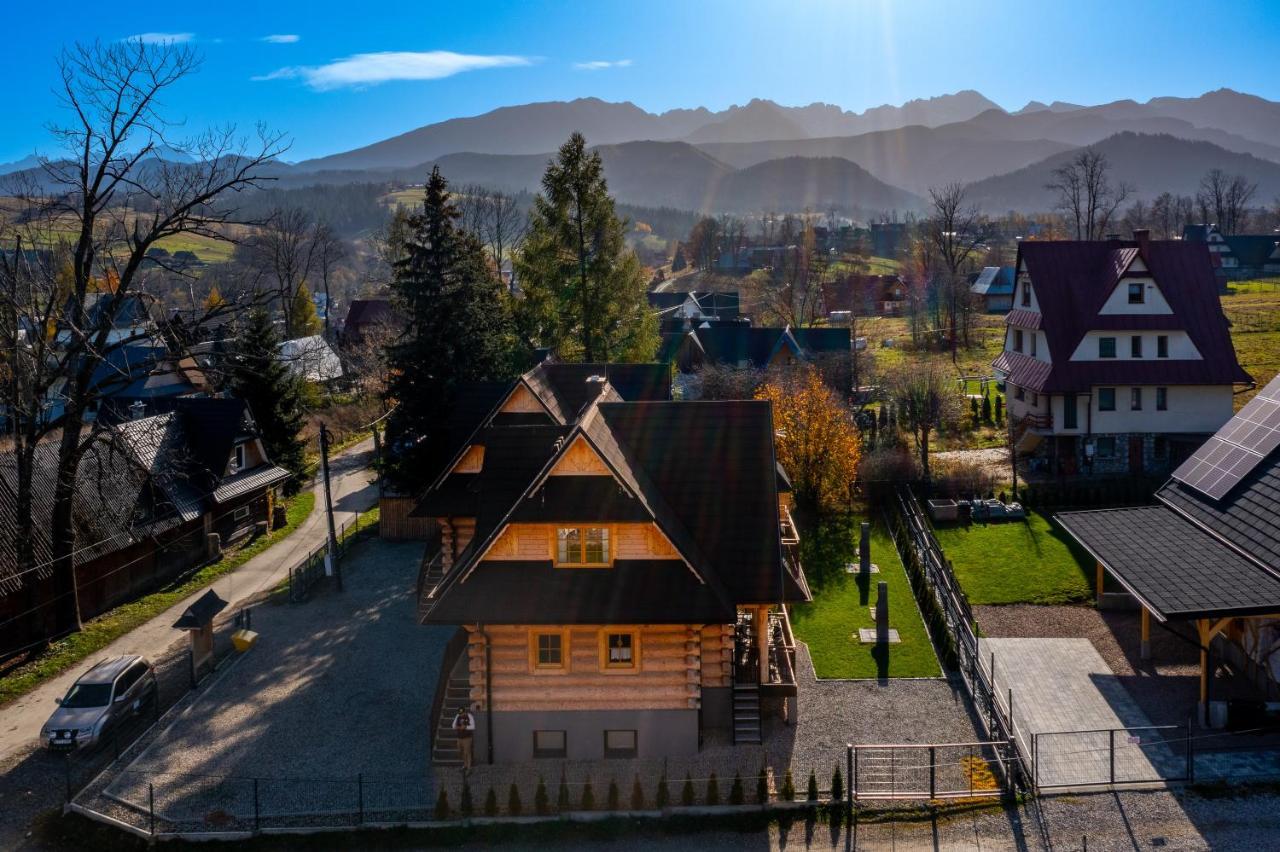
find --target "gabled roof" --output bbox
[344,299,396,328]
[971,267,1015,297]
[647,291,740,320]
[1224,235,1280,267]
[997,240,1250,393]
[278,336,343,383]
[661,326,851,370]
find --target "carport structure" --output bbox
[1057,374,1280,724]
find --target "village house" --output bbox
[658,325,852,398]
[1182,224,1280,281]
[0,397,291,658]
[993,231,1252,476]
[821,273,906,318]
[647,291,742,332]
[413,361,809,764]
[969,266,1015,313]
[1057,374,1280,723]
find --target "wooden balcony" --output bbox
[780,506,800,546]
[1017,411,1053,431]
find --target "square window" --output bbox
[1131,336,1142,358]
[1099,337,1116,359]
[1097,436,1117,457]
[556,527,610,566]
[601,630,639,671]
[1157,336,1169,358]
[603,730,638,759]
[1157,387,1168,411]
[533,730,566,759]
[1099,388,1116,411]
[1128,282,1145,304]
[1131,388,1142,410]
[532,632,565,670]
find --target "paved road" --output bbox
[0,438,377,766]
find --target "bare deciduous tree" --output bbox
[924,182,989,356]
[1197,169,1258,234]
[310,221,346,338]
[236,206,315,333]
[887,362,961,481]
[1045,149,1132,240]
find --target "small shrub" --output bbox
[507,783,522,816]
[807,770,819,802]
[681,773,696,806]
[729,772,745,805]
[631,775,646,810]
[706,772,720,806]
[483,787,498,817]
[830,766,844,804]
[781,769,795,802]
[656,773,670,808]
[535,776,549,815]
[581,779,595,811]
[460,779,473,817]
[557,772,571,812]
[995,395,1004,423]
[434,789,450,820]
[981,394,992,423]
[756,766,769,804]
[607,778,620,811]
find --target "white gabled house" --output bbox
[992,231,1252,476]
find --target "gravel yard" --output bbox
[97,537,441,829]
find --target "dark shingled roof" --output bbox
[1056,506,1280,619]
[996,240,1250,393]
[425,559,734,624]
[647,291,741,320]
[660,326,851,371]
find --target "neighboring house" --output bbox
[658,325,852,398]
[341,298,404,347]
[279,335,344,384]
[870,222,908,258]
[714,246,788,276]
[1183,224,1280,281]
[821,274,906,318]
[992,232,1251,476]
[0,397,290,657]
[88,348,211,425]
[413,361,809,763]
[970,266,1016,313]
[56,293,159,348]
[647,291,741,332]
[1057,374,1280,719]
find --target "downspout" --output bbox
[477,623,494,765]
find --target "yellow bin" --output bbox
[231,629,259,652]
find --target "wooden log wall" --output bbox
[467,624,721,712]
[378,496,437,540]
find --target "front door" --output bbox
[1129,436,1144,474]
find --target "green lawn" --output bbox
[930,510,1093,606]
[0,492,316,707]
[789,515,941,679]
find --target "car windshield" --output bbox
[60,682,112,708]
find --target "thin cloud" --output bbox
[262,34,300,44]
[123,32,195,45]
[573,59,632,71]
[254,50,531,91]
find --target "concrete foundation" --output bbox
[475,708,699,763]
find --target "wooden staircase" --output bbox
[431,642,472,767]
[733,683,762,744]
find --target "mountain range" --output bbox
[9,89,1280,215]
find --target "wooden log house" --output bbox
[415,362,810,763]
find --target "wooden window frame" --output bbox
[599,628,641,674]
[528,628,570,674]
[552,526,613,568]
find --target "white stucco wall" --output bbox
[1088,384,1233,434]
[1069,330,1202,361]
[1098,277,1174,315]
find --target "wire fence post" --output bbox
[1033,733,1039,792]
[149,782,155,836]
[253,778,260,832]
[928,746,936,799]
[1109,729,1116,785]
[848,744,855,807]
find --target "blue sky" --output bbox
[4,0,1280,163]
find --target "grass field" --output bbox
[0,492,315,707]
[789,514,941,679]
[930,511,1093,606]
[1221,280,1280,407]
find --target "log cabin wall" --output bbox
[377,495,437,540]
[482,522,680,561]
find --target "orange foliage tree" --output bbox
[756,366,861,512]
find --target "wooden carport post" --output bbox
[1095,560,1106,603]
[1140,606,1151,661]
[1196,617,1233,727]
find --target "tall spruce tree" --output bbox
[229,308,307,493]
[385,166,515,490]
[515,133,657,362]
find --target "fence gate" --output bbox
[849,742,1014,801]
[1031,724,1191,790]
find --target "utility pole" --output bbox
[319,423,342,591]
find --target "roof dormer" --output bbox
[1098,256,1173,315]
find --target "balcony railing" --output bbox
[780,506,800,546]
[1017,411,1053,430]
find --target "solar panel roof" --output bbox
[1172,376,1280,500]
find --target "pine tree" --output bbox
[729,772,745,805]
[781,769,796,802]
[514,132,657,362]
[384,166,516,491]
[581,779,595,811]
[655,773,670,808]
[483,787,498,817]
[460,778,474,817]
[706,772,720,806]
[288,282,322,338]
[830,765,844,804]
[630,775,646,810]
[535,777,549,815]
[434,789,450,820]
[680,773,695,806]
[230,308,306,493]
[607,778,620,810]
[507,783,522,816]
[807,770,819,802]
[756,766,770,804]
[557,771,571,812]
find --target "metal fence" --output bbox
[288,508,376,602]
[1032,724,1192,790]
[848,741,1014,801]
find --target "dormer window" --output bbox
[231,443,246,473]
[1128,282,1145,304]
[555,527,611,567]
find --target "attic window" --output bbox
[555,527,610,567]
[1021,282,1032,307]
[232,444,246,473]
[1128,282,1145,304]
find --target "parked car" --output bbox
[41,656,157,751]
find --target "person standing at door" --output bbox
[453,706,476,770]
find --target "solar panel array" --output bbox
[1173,377,1280,500]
